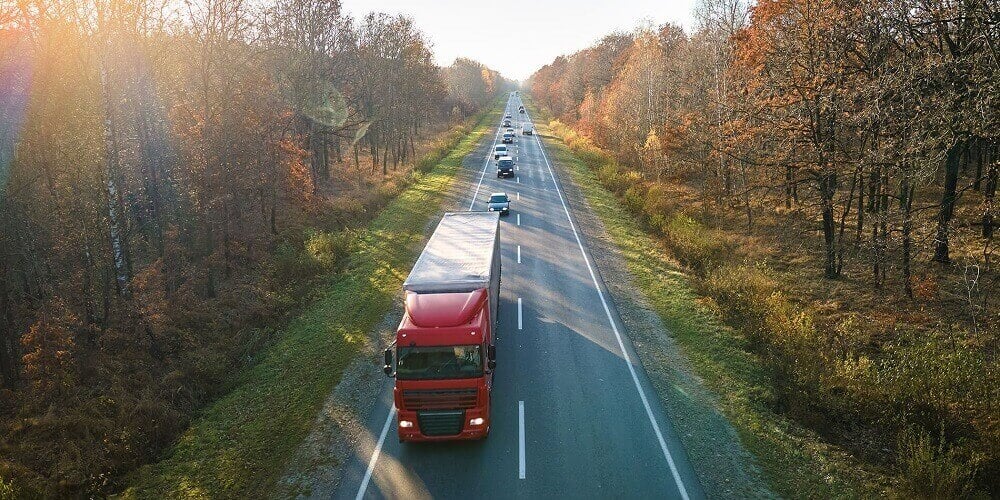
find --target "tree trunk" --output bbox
[971,137,983,191]
[983,142,997,239]
[900,174,915,298]
[784,166,794,209]
[820,171,839,278]
[932,140,964,263]
[855,168,864,244]
[871,164,885,288]
[0,282,17,388]
[99,63,132,297]
[837,167,858,275]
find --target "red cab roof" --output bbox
[404,289,486,328]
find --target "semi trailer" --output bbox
[383,211,501,441]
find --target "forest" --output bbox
[0,0,507,494]
[529,0,998,496]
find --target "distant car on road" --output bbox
[502,119,512,128]
[488,192,510,215]
[502,131,514,144]
[496,156,515,178]
[505,114,512,119]
[522,123,533,135]
[519,108,525,114]
[493,144,508,159]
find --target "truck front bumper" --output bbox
[397,410,489,442]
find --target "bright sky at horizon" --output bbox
[340,0,698,82]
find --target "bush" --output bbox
[895,427,982,499]
[1,476,18,499]
[270,229,352,292]
[305,229,352,269]
[623,184,648,215]
[660,213,731,274]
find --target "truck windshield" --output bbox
[396,345,483,380]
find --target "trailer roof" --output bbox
[403,212,500,294]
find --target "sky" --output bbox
[340,0,698,82]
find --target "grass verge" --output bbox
[528,102,880,498]
[121,104,500,499]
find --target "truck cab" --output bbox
[384,212,501,442]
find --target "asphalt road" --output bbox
[333,94,704,499]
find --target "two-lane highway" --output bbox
[334,93,704,499]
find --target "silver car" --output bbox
[487,192,510,216]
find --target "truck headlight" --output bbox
[399,420,414,428]
[469,417,485,426]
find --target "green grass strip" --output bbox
[530,108,871,499]
[123,104,501,499]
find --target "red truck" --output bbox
[383,211,500,441]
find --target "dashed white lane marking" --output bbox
[517,214,521,226]
[530,118,692,500]
[518,401,526,480]
[517,298,523,330]
[517,245,521,264]
[517,192,520,200]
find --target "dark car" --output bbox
[502,132,514,144]
[487,192,510,215]
[502,119,512,128]
[496,156,515,178]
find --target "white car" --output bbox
[522,123,533,135]
[493,144,508,159]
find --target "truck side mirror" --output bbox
[487,345,496,370]
[382,348,394,377]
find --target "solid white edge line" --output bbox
[354,406,396,500]
[356,97,513,500]
[517,297,523,330]
[529,112,692,500]
[518,400,526,480]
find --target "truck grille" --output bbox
[402,388,477,410]
[417,410,465,436]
